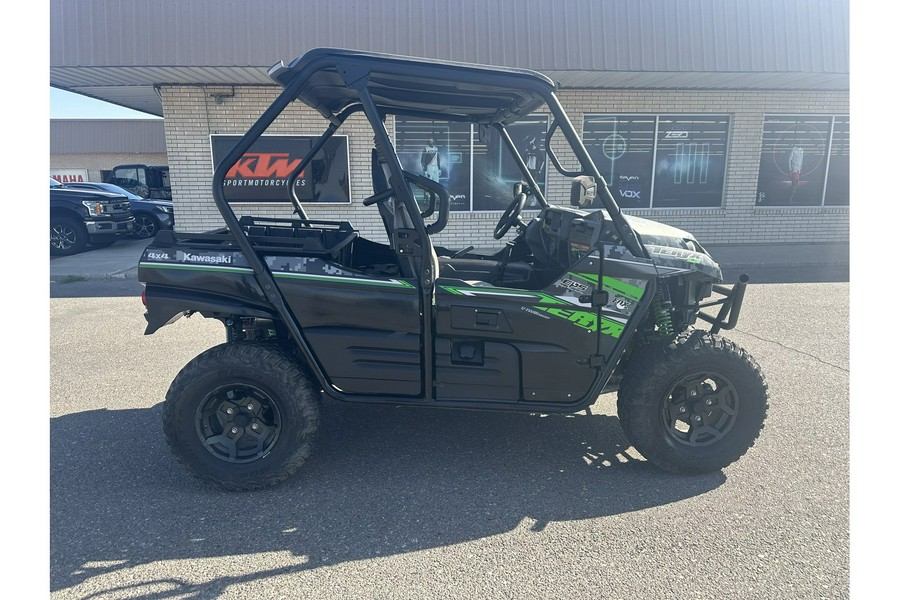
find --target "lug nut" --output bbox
[679,407,687,413]
[247,403,254,411]
[230,427,238,434]
[705,399,713,406]
[694,416,702,422]
[251,423,259,431]
[226,408,234,415]
[690,390,697,397]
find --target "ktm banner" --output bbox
[210,135,351,203]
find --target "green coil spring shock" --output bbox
[652,291,675,337]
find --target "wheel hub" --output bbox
[196,384,281,463]
[661,372,739,447]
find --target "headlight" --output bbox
[81,201,104,216]
[157,205,174,214]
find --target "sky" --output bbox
[50,87,160,119]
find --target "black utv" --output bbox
[139,48,767,490]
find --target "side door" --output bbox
[432,253,604,405]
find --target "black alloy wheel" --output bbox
[616,330,768,474]
[163,342,320,491]
[195,384,282,463]
[660,372,739,447]
[133,214,160,239]
[50,216,87,256]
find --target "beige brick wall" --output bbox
[50,153,169,183]
[160,85,849,246]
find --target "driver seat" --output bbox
[371,149,439,282]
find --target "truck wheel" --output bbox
[50,215,87,256]
[162,342,320,491]
[616,330,768,474]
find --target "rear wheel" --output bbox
[50,215,87,256]
[162,342,320,490]
[616,330,768,473]
[133,213,160,239]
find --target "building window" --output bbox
[472,117,548,211]
[583,114,731,209]
[755,115,849,207]
[394,117,549,212]
[395,118,472,211]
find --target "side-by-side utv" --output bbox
[139,48,767,490]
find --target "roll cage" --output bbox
[209,49,650,397]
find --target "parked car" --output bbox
[65,182,174,239]
[50,179,134,255]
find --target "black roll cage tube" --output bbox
[210,54,649,410]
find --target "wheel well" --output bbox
[50,207,83,222]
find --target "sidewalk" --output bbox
[49,238,850,282]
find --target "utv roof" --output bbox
[268,48,557,126]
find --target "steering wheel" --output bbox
[494,192,527,239]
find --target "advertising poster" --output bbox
[394,118,472,211]
[755,116,829,207]
[652,115,729,209]
[583,115,655,209]
[210,135,350,203]
[472,118,548,211]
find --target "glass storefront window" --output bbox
[583,114,730,208]
[472,117,548,211]
[824,116,850,207]
[395,118,472,211]
[756,116,832,207]
[583,115,655,209]
[652,115,730,209]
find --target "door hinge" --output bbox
[580,354,606,369]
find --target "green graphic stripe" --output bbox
[273,272,415,288]
[533,307,626,338]
[141,262,253,275]
[602,277,644,302]
[143,262,415,289]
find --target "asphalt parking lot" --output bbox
[46,244,851,599]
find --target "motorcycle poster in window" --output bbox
[210,134,350,203]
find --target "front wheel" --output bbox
[616,330,768,473]
[50,215,87,256]
[162,342,320,490]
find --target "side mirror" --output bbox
[570,175,596,208]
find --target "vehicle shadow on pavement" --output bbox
[50,401,725,597]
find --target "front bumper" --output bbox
[85,217,134,237]
[696,274,750,333]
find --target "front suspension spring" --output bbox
[653,291,675,337]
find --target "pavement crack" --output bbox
[735,330,849,373]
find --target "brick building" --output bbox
[49,0,849,247]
